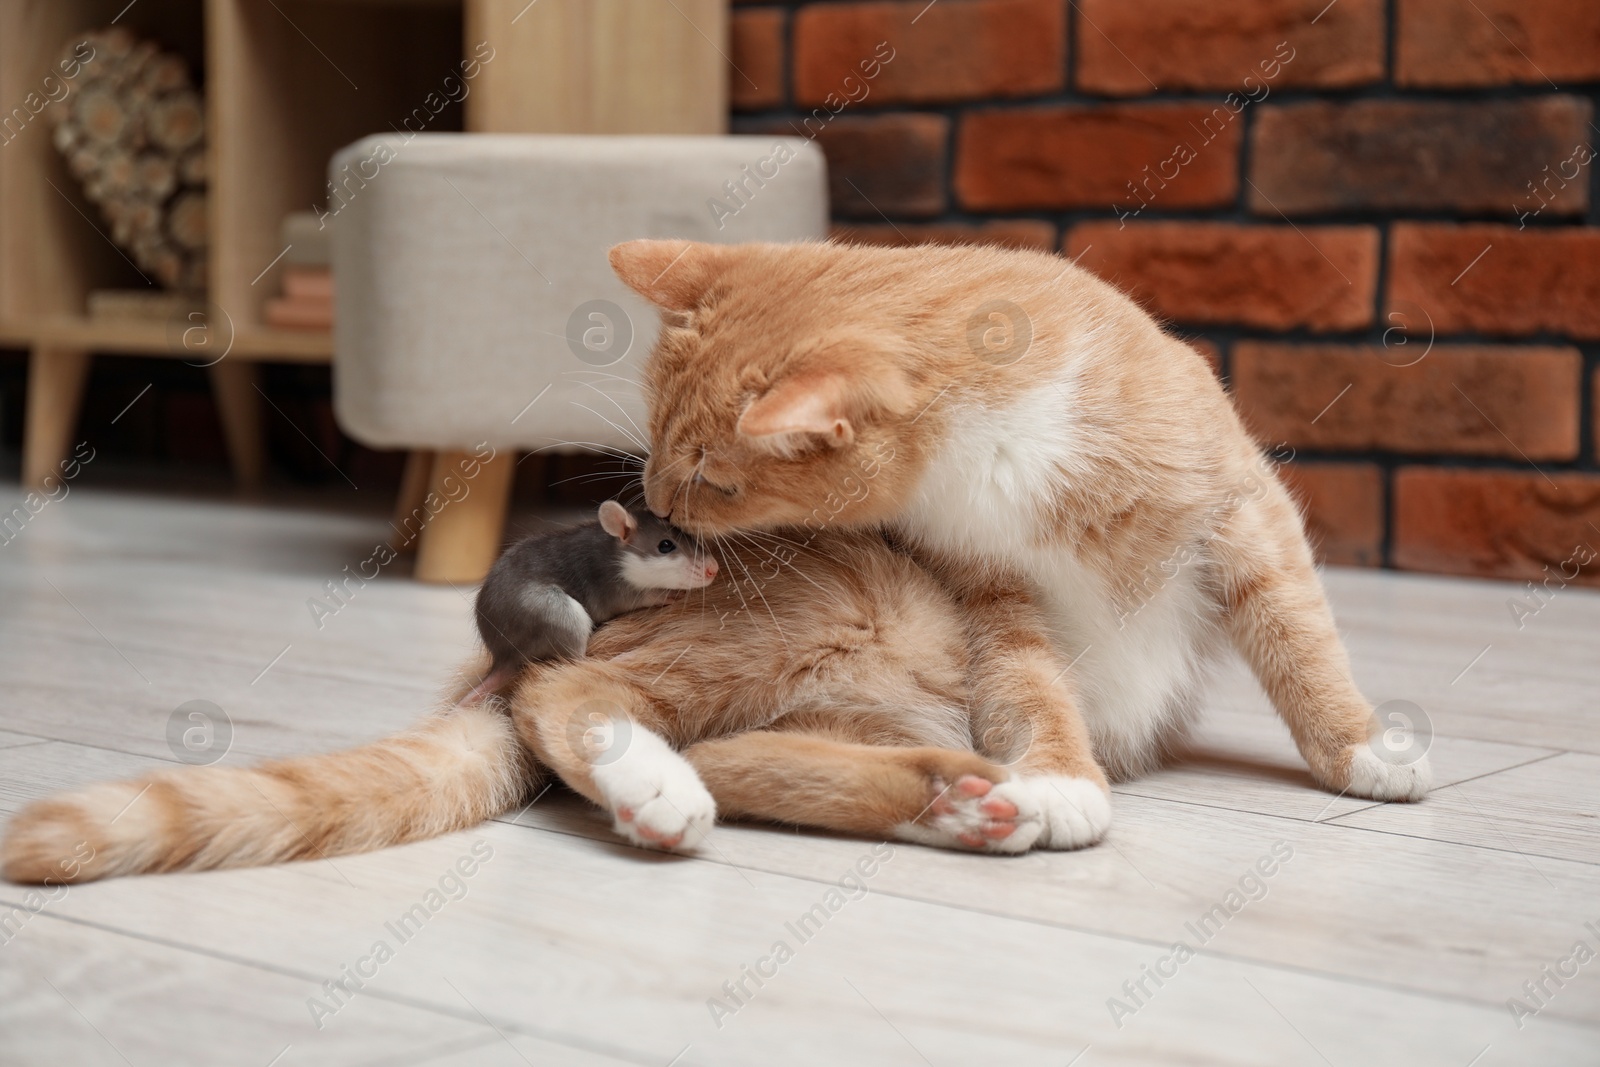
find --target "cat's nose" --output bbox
[702,559,719,580]
[642,479,673,520]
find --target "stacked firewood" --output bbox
[48,27,206,292]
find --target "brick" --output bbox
[1065,222,1378,331]
[1278,462,1384,567]
[1387,224,1600,340]
[1249,98,1593,215]
[793,0,1064,107]
[1076,0,1382,96]
[957,105,1240,211]
[1397,0,1600,87]
[1394,469,1600,585]
[807,114,948,218]
[830,220,1056,252]
[1232,343,1581,461]
[730,9,785,111]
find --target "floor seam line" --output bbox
[1322,749,1573,824]
[479,819,1600,1020]
[0,904,669,1067]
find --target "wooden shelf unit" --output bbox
[1,1,206,333]
[2,0,727,580]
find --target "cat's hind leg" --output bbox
[593,727,716,851]
[685,726,1030,853]
[508,662,715,851]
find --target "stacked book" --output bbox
[264,212,333,331]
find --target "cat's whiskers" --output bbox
[565,401,651,455]
[648,451,698,492]
[636,450,699,516]
[728,531,832,596]
[740,527,875,583]
[550,469,641,491]
[566,376,653,451]
[706,529,757,627]
[717,535,790,649]
[677,474,718,623]
[528,439,645,465]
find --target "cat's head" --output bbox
[609,239,960,537]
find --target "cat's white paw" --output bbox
[894,774,1040,854]
[989,775,1111,850]
[893,774,1110,853]
[1342,745,1432,802]
[589,726,715,851]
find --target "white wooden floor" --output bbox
[1,485,1596,1067]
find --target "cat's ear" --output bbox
[598,500,636,541]
[737,372,857,450]
[609,240,728,311]
[737,356,914,453]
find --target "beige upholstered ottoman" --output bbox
[328,134,828,579]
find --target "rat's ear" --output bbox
[597,500,636,541]
[608,240,732,311]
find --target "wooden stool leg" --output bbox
[23,345,93,490]
[414,448,515,584]
[389,449,436,554]
[207,359,265,490]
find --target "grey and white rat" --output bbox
[460,500,719,705]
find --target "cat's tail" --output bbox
[1,703,533,885]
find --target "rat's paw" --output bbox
[894,773,1042,854]
[987,776,1110,851]
[1340,744,1432,802]
[590,727,715,852]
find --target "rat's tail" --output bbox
[458,664,518,709]
[1,704,533,884]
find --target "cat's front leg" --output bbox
[949,567,1114,851]
[1216,478,1431,802]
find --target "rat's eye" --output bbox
[657,539,676,554]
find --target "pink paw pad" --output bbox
[632,821,683,848]
[930,775,996,817]
[918,773,1025,852]
[980,796,1018,820]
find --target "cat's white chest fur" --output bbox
[902,378,1220,776]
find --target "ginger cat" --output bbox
[608,238,1430,848]
[2,240,1427,884]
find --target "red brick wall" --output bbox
[730,0,1600,586]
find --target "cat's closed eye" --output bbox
[693,472,738,496]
